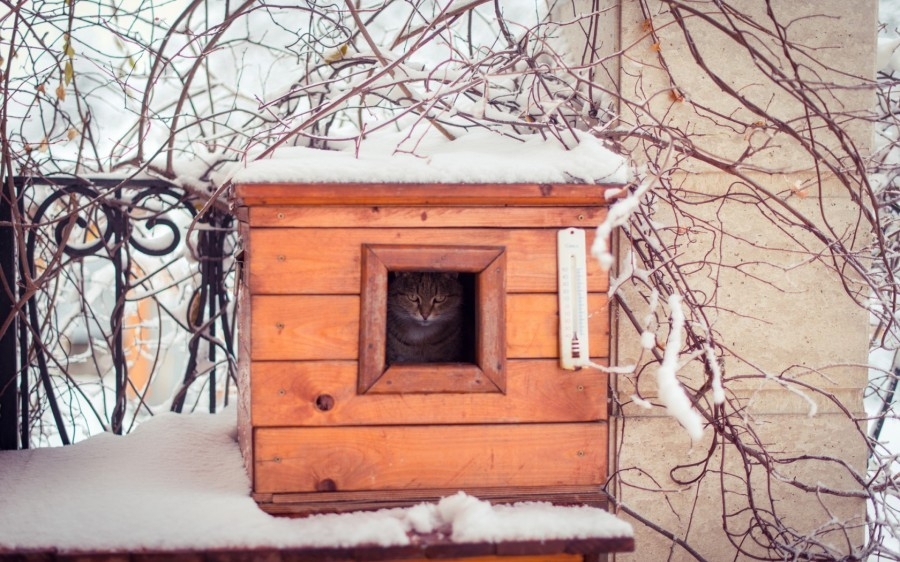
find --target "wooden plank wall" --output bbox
[240,201,610,502]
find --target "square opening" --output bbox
[385,271,477,365]
[359,245,506,394]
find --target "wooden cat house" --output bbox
[233,180,618,517]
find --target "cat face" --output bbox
[388,272,463,325]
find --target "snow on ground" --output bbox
[884,0,900,35]
[0,409,631,552]
[224,128,630,186]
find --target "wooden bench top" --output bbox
[2,535,634,561]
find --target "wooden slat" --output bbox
[235,182,620,207]
[258,499,607,518]
[254,423,607,494]
[247,228,608,294]
[262,484,608,507]
[365,244,506,272]
[507,293,609,359]
[358,246,388,391]
[251,294,609,361]
[477,253,507,390]
[250,360,607,426]
[251,295,360,360]
[366,363,503,395]
[250,205,607,228]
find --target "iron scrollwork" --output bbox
[10,178,236,448]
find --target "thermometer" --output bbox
[558,228,590,370]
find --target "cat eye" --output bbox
[407,294,419,302]
[433,296,447,303]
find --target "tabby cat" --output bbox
[386,271,467,364]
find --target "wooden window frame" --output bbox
[358,244,506,395]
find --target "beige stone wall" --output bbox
[611,172,871,560]
[552,0,877,559]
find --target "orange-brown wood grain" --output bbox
[251,295,360,361]
[235,183,618,207]
[257,484,611,516]
[507,293,609,359]
[357,246,388,391]
[358,245,506,395]
[251,294,609,361]
[235,185,617,523]
[365,363,502,394]
[247,228,608,295]
[250,205,606,229]
[250,360,607,426]
[254,423,607,494]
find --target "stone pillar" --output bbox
[555,1,876,559]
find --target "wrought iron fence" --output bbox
[0,177,237,449]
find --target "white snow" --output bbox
[435,492,632,543]
[705,344,726,405]
[591,174,653,271]
[0,408,632,553]
[878,37,900,72]
[225,128,630,186]
[630,395,654,410]
[656,294,705,441]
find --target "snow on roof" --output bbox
[225,129,630,186]
[0,409,632,552]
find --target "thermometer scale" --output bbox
[558,227,591,370]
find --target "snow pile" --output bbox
[656,294,705,441]
[227,129,629,185]
[878,37,900,73]
[431,492,632,543]
[0,409,631,553]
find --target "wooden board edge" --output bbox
[5,539,635,561]
[253,423,607,494]
[234,183,624,207]
[264,485,609,507]
[249,359,608,427]
[248,205,609,229]
[366,363,502,394]
[236,220,254,489]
